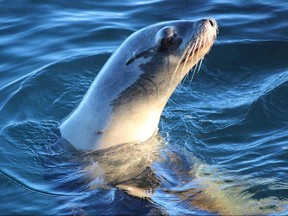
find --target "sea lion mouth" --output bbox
[183,19,218,63]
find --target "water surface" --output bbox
[0,0,288,215]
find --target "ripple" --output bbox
[0,53,108,127]
[1,0,288,214]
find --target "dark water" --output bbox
[1,0,288,215]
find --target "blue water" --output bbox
[1,0,288,215]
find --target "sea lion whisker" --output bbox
[190,37,203,83]
[181,72,189,86]
[168,45,189,91]
[180,42,193,84]
[179,49,192,89]
[190,65,198,84]
[179,42,194,88]
[193,37,200,55]
[190,60,199,83]
[197,57,204,74]
[191,37,205,83]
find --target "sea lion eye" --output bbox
[161,34,174,47]
[156,26,177,51]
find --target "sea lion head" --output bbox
[60,18,218,150]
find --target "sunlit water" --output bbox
[1,0,288,215]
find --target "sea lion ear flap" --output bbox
[126,49,154,66]
[126,53,137,66]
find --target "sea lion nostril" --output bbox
[208,19,214,27]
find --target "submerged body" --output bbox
[60,18,218,150]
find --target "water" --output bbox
[1,0,288,215]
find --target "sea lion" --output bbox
[60,18,218,150]
[57,20,288,215]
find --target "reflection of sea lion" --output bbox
[60,18,218,150]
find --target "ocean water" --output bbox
[0,0,288,215]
